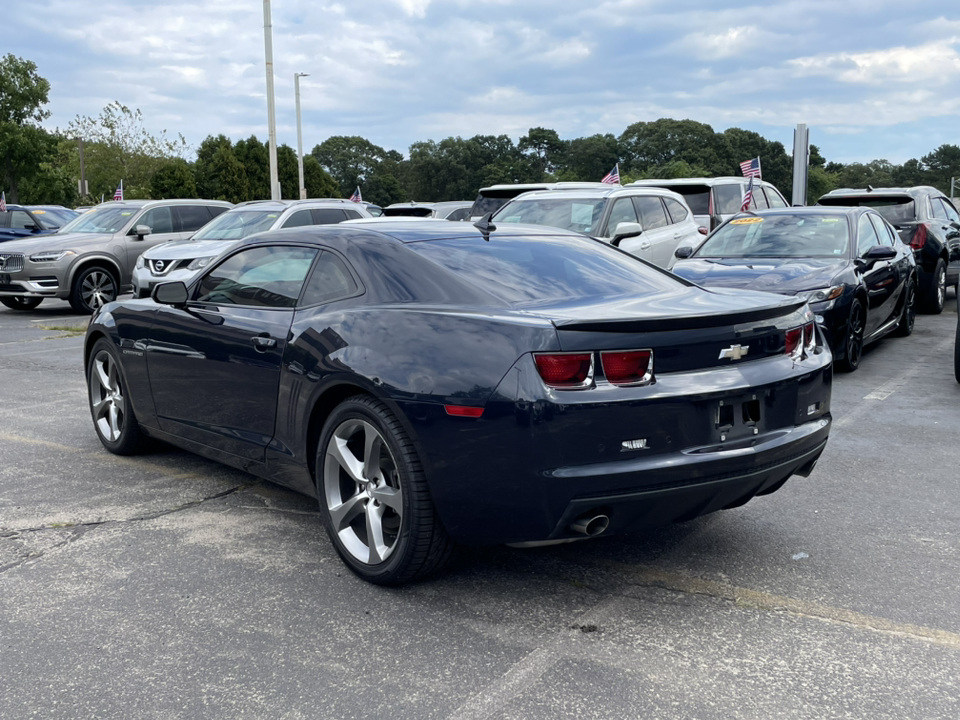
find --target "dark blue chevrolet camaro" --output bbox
[84,220,833,584]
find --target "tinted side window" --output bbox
[10,210,36,229]
[663,198,688,224]
[312,208,348,224]
[208,206,229,220]
[444,208,470,222]
[282,209,314,228]
[869,214,894,246]
[300,251,359,306]
[765,186,788,208]
[634,196,668,230]
[195,245,318,308]
[857,214,881,256]
[343,209,364,220]
[139,207,175,234]
[930,198,948,220]
[942,199,960,224]
[606,198,639,234]
[714,184,745,214]
[750,187,769,210]
[176,205,213,232]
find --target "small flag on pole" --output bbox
[0,191,6,212]
[740,177,755,212]
[113,181,123,201]
[601,163,620,184]
[349,186,362,203]
[739,157,762,178]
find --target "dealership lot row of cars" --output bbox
[1,179,958,583]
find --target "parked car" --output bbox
[26,205,79,227]
[0,204,73,243]
[84,220,832,584]
[491,186,701,268]
[817,186,960,314]
[671,207,917,372]
[955,281,960,383]
[360,203,383,217]
[0,199,232,313]
[470,182,613,220]
[132,199,373,298]
[630,177,790,232]
[383,201,473,221]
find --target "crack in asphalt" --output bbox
[0,482,259,575]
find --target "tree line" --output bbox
[3,54,958,209]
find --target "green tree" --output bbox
[921,144,960,195]
[0,54,52,202]
[150,158,197,198]
[834,160,896,190]
[620,119,732,177]
[557,134,621,182]
[302,155,340,199]
[234,135,270,200]
[518,127,565,179]
[194,135,247,203]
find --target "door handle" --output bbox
[251,335,277,350]
[639,241,651,250]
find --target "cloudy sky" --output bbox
[8,0,959,165]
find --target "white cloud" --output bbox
[790,41,960,85]
[395,0,431,18]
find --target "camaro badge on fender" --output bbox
[719,344,749,360]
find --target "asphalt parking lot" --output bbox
[2,296,959,720]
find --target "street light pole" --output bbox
[295,72,309,200]
[263,0,280,200]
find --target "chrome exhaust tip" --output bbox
[570,514,610,537]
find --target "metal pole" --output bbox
[295,73,309,200]
[951,176,956,200]
[263,0,280,200]
[791,123,810,207]
[78,139,88,198]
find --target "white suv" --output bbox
[491,186,702,268]
[132,199,372,298]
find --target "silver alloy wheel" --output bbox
[81,270,117,310]
[323,419,404,564]
[91,350,125,442]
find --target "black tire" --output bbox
[837,297,865,373]
[87,338,148,455]
[955,315,960,384]
[316,395,454,585]
[893,276,916,337]
[921,258,947,314]
[0,296,43,311]
[70,266,118,314]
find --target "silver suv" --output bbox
[0,199,231,313]
[131,199,373,298]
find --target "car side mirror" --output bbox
[133,224,152,239]
[152,281,189,307]
[863,245,897,261]
[674,246,694,259]
[611,221,643,247]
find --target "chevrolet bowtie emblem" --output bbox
[719,344,749,360]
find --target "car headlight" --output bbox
[29,250,75,263]
[136,255,146,269]
[186,256,214,271]
[797,285,844,304]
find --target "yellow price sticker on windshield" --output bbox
[730,217,764,225]
[32,209,46,214]
[121,212,132,216]
[821,218,840,222]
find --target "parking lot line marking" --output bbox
[0,342,85,356]
[606,561,960,650]
[863,373,914,401]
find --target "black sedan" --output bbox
[84,221,832,584]
[671,207,917,372]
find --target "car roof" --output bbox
[822,186,940,198]
[504,186,688,202]
[738,206,868,219]
[478,182,611,192]
[92,199,233,209]
[229,198,365,212]
[631,177,775,187]
[332,218,580,243]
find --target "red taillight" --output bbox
[445,405,484,418]
[910,223,927,250]
[533,353,593,388]
[785,327,803,358]
[600,350,654,386]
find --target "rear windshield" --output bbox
[383,207,434,217]
[192,210,278,240]
[408,234,677,305]
[698,214,850,258]
[493,198,607,234]
[470,188,548,217]
[818,196,916,225]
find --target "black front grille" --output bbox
[0,284,27,292]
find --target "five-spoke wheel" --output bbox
[87,339,146,454]
[317,396,453,584]
[839,297,865,372]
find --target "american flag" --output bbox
[0,191,6,212]
[601,163,620,184]
[349,186,362,203]
[739,157,762,178]
[113,182,123,201]
[740,177,755,212]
